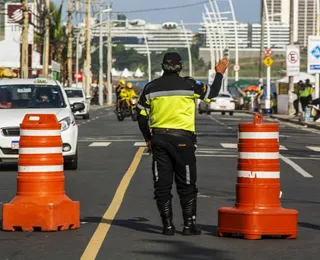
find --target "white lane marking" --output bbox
[196,154,237,157]
[239,132,278,139]
[280,155,313,178]
[87,120,91,123]
[307,146,320,152]
[19,165,63,172]
[89,142,111,147]
[221,143,237,149]
[134,142,146,146]
[19,147,62,154]
[239,152,279,159]
[238,170,280,179]
[220,118,241,121]
[196,150,233,154]
[20,129,61,136]
[280,145,288,151]
[209,115,229,128]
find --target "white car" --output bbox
[0,78,85,170]
[198,91,236,116]
[64,87,90,119]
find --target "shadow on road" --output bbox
[132,239,234,260]
[0,163,17,172]
[298,222,320,231]
[81,216,220,237]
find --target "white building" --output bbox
[76,19,194,55]
[199,21,250,49]
[266,0,318,47]
[250,22,290,49]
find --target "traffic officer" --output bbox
[136,52,228,236]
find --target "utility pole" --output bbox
[258,0,265,81]
[20,0,29,78]
[288,0,295,115]
[67,0,73,87]
[99,1,104,106]
[107,4,113,105]
[42,0,50,77]
[84,0,92,97]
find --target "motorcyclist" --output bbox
[115,79,126,112]
[119,82,137,108]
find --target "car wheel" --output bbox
[221,112,226,115]
[83,113,90,119]
[64,150,78,170]
[206,110,211,115]
[198,110,203,114]
[229,112,234,116]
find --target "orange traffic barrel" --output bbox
[218,113,298,240]
[2,114,80,231]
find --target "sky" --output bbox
[54,0,261,30]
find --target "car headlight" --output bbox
[59,117,71,131]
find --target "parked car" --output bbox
[64,87,90,119]
[0,78,85,170]
[198,91,236,115]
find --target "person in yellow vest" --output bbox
[119,82,137,107]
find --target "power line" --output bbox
[74,1,210,14]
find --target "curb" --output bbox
[270,115,320,130]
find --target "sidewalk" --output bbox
[270,114,320,130]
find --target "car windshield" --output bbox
[217,94,231,98]
[0,85,66,109]
[65,89,83,98]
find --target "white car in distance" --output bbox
[0,78,85,170]
[198,91,236,116]
[64,87,90,119]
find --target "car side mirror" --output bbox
[71,102,85,112]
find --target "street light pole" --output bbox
[263,0,271,114]
[212,0,228,91]
[142,29,152,82]
[229,0,239,82]
[99,2,103,106]
[316,0,320,99]
[107,6,113,105]
[288,0,295,115]
[181,20,192,77]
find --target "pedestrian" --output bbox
[136,52,228,236]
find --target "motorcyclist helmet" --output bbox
[126,82,133,89]
[119,79,126,85]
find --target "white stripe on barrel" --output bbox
[238,170,280,179]
[18,165,64,173]
[20,129,61,136]
[238,132,278,139]
[238,152,279,159]
[19,147,62,154]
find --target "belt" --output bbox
[152,128,193,138]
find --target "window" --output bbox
[0,85,66,109]
[65,89,84,98]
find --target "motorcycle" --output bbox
[116,97,138,121]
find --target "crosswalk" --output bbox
[86,141,320,153]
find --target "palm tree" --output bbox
[49,2,67,81]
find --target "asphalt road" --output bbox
[1,107,320,260]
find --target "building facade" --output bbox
[76,19,194,55]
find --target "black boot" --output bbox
[180,197,202,235]
[156,200,175,235]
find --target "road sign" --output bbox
[233,64,240,72]
[265,48,272,57]
[263,56,273,67]
[286,45,300,76]
[308,35,320,73]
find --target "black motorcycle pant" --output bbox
[151,129,198,204]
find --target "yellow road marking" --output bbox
[80,147,145,260]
